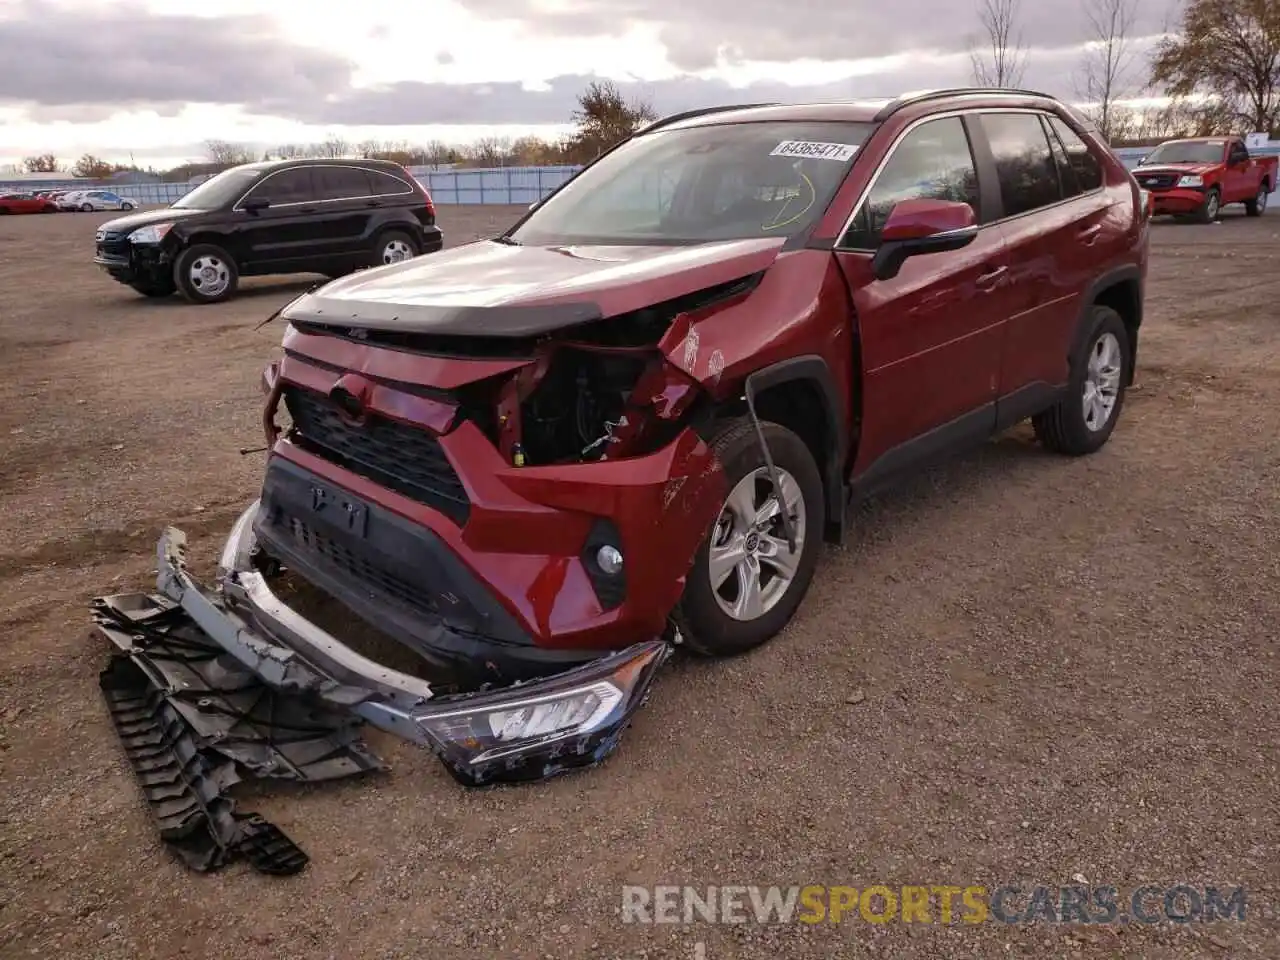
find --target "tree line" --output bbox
[14,0,1280,178]
[968,0,1280,144]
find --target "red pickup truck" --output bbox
[1132,136,1276,222]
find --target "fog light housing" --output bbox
[596,544,624,575]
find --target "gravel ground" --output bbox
[1,206,1278,959]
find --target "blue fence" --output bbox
[0,165,585,207]
[2,145,1275,206]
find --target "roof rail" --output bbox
[872,87,1058,122]
[639,103,780,134]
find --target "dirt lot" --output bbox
[1,205,1278,959]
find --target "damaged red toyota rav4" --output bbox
[97,89,1148,792]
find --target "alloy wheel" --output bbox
[1082,331,1122,432]
[382,239,413,264]
[188,254,230,299]
[707,466,806,621]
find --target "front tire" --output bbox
[672,418,825,657]
[80,202,93,212]
[1033,305,1130,456]
[1244,183,1269,217]
[1195,187,1221,223]
[121,202,134,211]
[174,243,239,304]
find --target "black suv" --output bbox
[93,158,443,304]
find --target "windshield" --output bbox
[508,120,876,245]
[171,166,264,209]
[1143,141,1225,165]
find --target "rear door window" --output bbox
[977,112,1063,217]
[314,165,374,200]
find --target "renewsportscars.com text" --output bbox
[621,884,1247,925]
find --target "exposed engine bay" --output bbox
[517,348,650,464]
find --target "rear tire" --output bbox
[671,418,825,657]
[1195,187,1220,223]
[1244,182,1269,217]
[1033,305,1130,456]
[372,230,418,267]
[174,243,239,304]
[80,202,93,212]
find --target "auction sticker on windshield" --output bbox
[770,140,859,162]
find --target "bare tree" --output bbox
[1075,0,1142,142]
[314,135,350,159]
[968,0,1028,88]
[204,139,254,169]
[23,154,59,173]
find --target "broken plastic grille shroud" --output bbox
[282,384,470,525]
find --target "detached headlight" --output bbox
[1177,175,1204,187]
[129,222,173,243]
[413,640,671,786]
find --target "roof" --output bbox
[649,88,1071,133]
[235,156,410,173]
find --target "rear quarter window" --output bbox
[1047,117,1103,192]
[367,170,414,196]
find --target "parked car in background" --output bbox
[93,157,442,303]
[0,191,58,214]
[141,89,1148,782]
[67,190,139,212]
[57,191,87,210]
[1133,136,1277,222]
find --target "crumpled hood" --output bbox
[282,237,786,337]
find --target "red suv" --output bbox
[142,89,1148,782]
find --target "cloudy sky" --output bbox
[0,0,1179,170]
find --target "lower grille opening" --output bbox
[285,515,437,619]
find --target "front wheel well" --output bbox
[1092,277,1142,385]
[710,374,845,544]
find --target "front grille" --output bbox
[283,384,470,525]
[96,231,131,259]
[1136,173,1179,190]
[284,514,437,617]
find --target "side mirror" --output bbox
[871,199,978,281]
[242,196,270,212]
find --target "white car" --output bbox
[62,190,138,212]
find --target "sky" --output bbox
[0,0,1180,170]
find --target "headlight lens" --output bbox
[1177,175,1203,187]
[413,640,670,785]
[129,223,173,243]
[487,681,622,745]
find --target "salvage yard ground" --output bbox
[1,207,1278,960]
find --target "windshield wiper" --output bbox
[492,234,521,246]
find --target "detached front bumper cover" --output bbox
[152,507,672,786]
